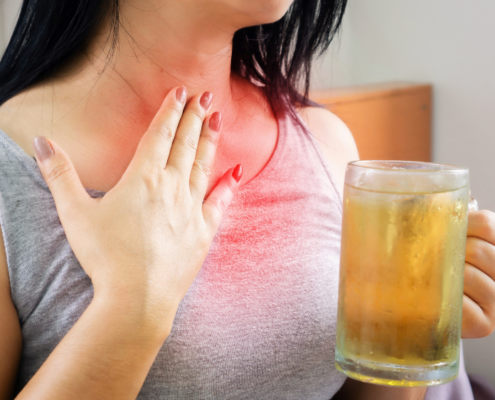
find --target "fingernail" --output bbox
[232,164,243,183]
[33,136,54,163]
[176,87,187,104]
[200,91,213,110]
[209,112,222,132]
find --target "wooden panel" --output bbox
[309,82,432,162]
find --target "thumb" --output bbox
[33,136,91,218]
[202,164,242,234]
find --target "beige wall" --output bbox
[312,0,495,385]
[0,6,4,52]
[0,0,21,54]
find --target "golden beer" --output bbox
[335,161,470,387]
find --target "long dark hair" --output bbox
[0,0,347,114]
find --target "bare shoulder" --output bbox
[297,106,359,196]
[0,91,37,158]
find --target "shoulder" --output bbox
[0,90,38,156]
[297,106,359,196]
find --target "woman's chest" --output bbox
[172,140,344,335]
[140,183,344,398]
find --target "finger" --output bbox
[465,237,495,280]
[462,294,494,338]
[190,112,222,201]
[129,86,187,175]
[202,164,242,235]
[467,210,495,245]
[463,262,495,321]
[32,136,91,220]
[166,91,213,176]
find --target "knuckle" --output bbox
[155,125,175,142]
[478,320,494,338]
[141,166,164,192]
[193,160,211,179]
[46,163,72,184]
[179,133,198,151]
[214,196,228,213]
[201,129,219,146]
[169,104,183,118]
[189,107,205,122]
[478,210,495,232]
[465,238,482,263]
[464,263,476,286]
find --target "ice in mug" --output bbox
[335,161,469,387]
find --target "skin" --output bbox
[0,0,494,399]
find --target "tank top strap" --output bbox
[290,109,344,212]
[0,129,49,191]
[235,105,342,215]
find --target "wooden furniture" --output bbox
[309,82,432,161]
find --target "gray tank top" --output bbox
[0,107,473,399]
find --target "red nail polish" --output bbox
[232,164,243,183]
[209,112,222,132]
[200,91,213,110]
[176,87,187,104]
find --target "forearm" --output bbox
[333,378,427,400]
[16,294,173,400]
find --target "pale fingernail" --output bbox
[232,164,243,183]
[176,87,187,104]
[33,136,54,163]
[200,92,213,110]
[209,112,222,132]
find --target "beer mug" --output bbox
[335,161,471,387]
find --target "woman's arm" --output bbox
[0,227,22,400]
[0,258,165,400]
[17,292,171,400]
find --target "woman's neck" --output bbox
[0,1,278,193]
[51,0,247,141]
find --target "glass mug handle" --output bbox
[469,198,479,213]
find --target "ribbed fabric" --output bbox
[0,106,473,399]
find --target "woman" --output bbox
[0,0,494,399]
